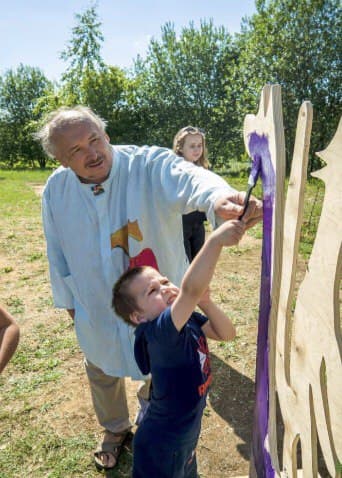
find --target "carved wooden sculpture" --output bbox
[275,114,342,477]
[244,84,285,478]
[243,84,341,477]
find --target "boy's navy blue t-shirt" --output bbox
[134,307,212,446]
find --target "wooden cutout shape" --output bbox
[275,114,342,477]
[244,84,286,478]
[243,84,341,477]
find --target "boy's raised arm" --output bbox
[171,220,245,332]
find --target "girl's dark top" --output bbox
[182,211,207,262]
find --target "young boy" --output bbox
[112,219,245,478]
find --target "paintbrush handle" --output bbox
[239,184,254,220]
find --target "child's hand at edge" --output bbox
[212,219,246,248]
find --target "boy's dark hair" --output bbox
[112,266,148,326]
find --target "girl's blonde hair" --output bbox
[172,126,209,169]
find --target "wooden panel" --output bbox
[243,84,286,477]
[275,110,342,478]
[240,85,341,478]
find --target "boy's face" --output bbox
[129,268,179,324]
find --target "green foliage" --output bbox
[0,65,54,168]
[59,3,106,104]
[76,66,133,143]
[236,0,342,172]
[0,65,51,123]
[131,20,242,167]
[57,4,133,144]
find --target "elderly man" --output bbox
[35,106,261,471]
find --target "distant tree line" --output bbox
[0,0,340,172]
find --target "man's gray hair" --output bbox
[34,106,107,158]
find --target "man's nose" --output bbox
[86,144,97,160]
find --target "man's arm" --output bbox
[42,190,74,310]
[171,220,245,332]
[0,306,20,374]
[147,148,262,230]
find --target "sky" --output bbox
[1,0,256,82]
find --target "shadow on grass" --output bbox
[209,353,254,461]
[209,354,331,477]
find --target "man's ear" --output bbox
[130,311,144,325]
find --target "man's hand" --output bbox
[214,191,262,229]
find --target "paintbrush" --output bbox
[238,155,261,220]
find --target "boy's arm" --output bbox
[199,298,236,341]
[170,220,245,332]
[0,306,20,374]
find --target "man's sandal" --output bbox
[94,429,133,471]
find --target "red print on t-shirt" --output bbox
[197,335,212,396]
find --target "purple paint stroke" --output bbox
[248,133,276,478]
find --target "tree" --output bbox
[79,66,134,143]
[0,64,53,168]
[58,4,133,143]
[236,0,341,172]
[131,21,241,169]
[60,3,105,103]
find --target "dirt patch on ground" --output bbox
[28,182,45,196]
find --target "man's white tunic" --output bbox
[42,145,234,379]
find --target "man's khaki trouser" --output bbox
[85,358,151,434]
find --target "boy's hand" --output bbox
[213,219,246,247]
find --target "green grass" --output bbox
[0,428,99,478]
[0,169,53,217]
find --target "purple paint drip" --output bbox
[248,133,276,478]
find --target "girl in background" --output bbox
[173,126,209,262]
